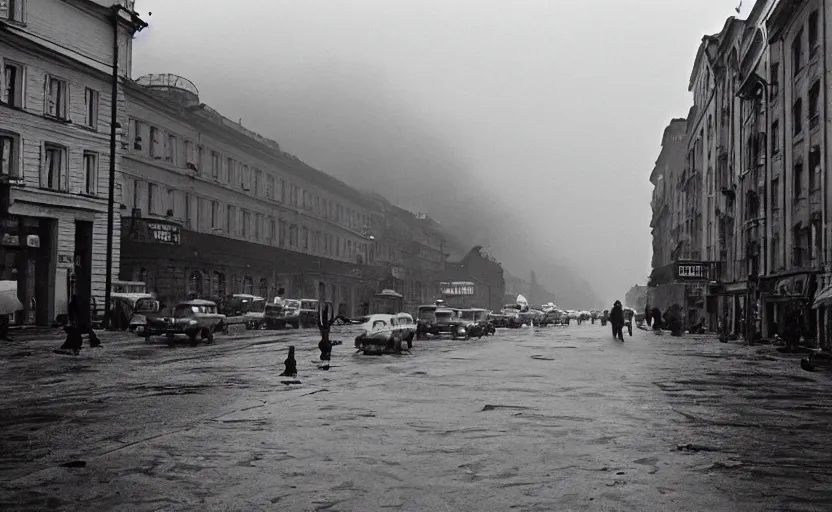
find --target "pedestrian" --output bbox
[609,300,625,341]
[645,305,652,327]
[651,307,662,331]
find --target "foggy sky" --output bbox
[130,0,752,306]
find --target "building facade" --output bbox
[650,0,832,347]
[442,246,505,311]
[0,0,144,326]
[119,74,395,317]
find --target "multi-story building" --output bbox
[766,0,825,342]
[119,74,387,317]
[442,246,505,311]
[0,0,145,326]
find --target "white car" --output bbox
[354,313,417,355]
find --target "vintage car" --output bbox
[540,308,565,326]
[500,304,523,328]
[415,304,439,339]
[354,313,417,355]
[266,299,301,329]
[225,294,267,330]
[529,309,545,326]
[458,308,495,338]
[135,299,226,345]
[488,311,510,328]
[128,297,163,332]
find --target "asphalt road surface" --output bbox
[2,324,831,511]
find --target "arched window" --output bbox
[213,272,226,298]
[259,278,268,298]
[243,276,253,295]
[189,270,203,297]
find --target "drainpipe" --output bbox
[103,6,120,330]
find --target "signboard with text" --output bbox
[674,261,715,281]
[440,281,475,296]
[124,219,182,245]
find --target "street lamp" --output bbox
[104,5,146,329]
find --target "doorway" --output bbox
[74,221,93,326]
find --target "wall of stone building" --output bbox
[651,283,686,313]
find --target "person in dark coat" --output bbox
[609,301,625,341]
[280,346,298,377]
[645,305,652,327]
[651,307,663,330]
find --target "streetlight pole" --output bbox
[104,5,146,329]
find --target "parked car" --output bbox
[298,299,319,328]
[128,297,162,332]
[135,299,226,345]
[501,304,523,328]
[488,311,510,328]
[354,313,416,355]
[458,308,495,338]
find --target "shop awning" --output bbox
[812,284,832,309]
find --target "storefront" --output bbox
[120,218,387,317]
[0,215,54,326]
[760,272,817,341]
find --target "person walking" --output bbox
[609,301,625,342]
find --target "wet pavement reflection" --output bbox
[2,324,832,511]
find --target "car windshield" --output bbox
[436,311,454,321]
[173,305,196,317]
[460,311,475,320]
[135,298,159,313]
[301,300,317,310]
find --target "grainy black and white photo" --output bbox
[2,0,832,510]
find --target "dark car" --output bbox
[135,299,226,345]
[458,308,495,338]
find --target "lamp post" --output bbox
[104,5,146,329]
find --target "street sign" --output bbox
[440,281,475,296]
[675,262,714,281]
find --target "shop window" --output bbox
[0,131,20,177]
[41,143,66,191]
[243,276,253,295]
[2,60,25,107]
[259,278,268,298]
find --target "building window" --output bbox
[0,132,19,177]
[809,11,819,57]
[42,143,66,190]
[279,220,287,246]
[289,224,298,247]
[166,134,177,163]
[793,98,803,136]
[83,152,97,195]
[301,226,308,250]
[227,205,236,235]
[243,276,253,295]
[336,236,341,257]
[259,278,268,298]
[1,0,26,22]
[132,120,144,151]
[211,200,218,228]
[84,88,98,129]
[254,213,261,240]
[279,178,286,202]
[189,271,204,297]
[242,165,250,190]
[213,272,226,298]
[254,169,262,196]
[771,120,780,154]
[792,29,803,76]
[771,178,780,210]
[45,75,68,119]
[148,183,159,215]
[794,162,803,199]
[184,140,194,165]
[197,146,205,175]
[149,127,163,157]
[266,174,274,199]
[226,157,235,184]
[211,151,220,180]
[810,146,821,191]
[269,218,276,243]
[809,81,820,129]
[241,209,250,238]
[2,60,24,107]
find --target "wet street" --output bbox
[2,324,832,511]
